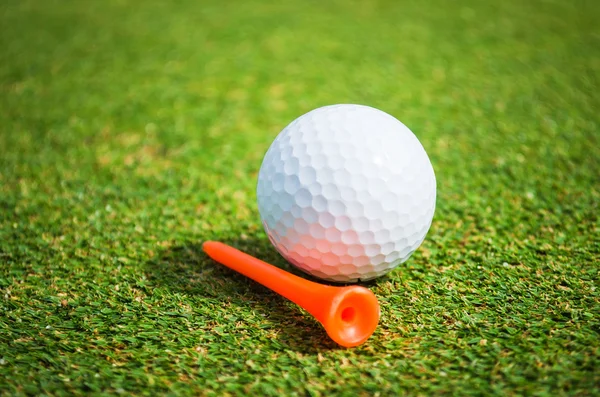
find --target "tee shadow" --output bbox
[145,234,382,353]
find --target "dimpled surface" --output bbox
[257,104,436,282]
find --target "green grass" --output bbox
[1,0,599,395]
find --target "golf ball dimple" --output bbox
[257,104,436,282]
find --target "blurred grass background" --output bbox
[1,0,599,395]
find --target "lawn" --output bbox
[1,0,599,395]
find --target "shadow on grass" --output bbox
[145,236,351,353]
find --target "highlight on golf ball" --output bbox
[257,104,436,282]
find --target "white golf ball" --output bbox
[257,104,436,282]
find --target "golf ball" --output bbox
[257,104,436,282]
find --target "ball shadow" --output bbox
[145,235,346,353]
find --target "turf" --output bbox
[1,0,599,395]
